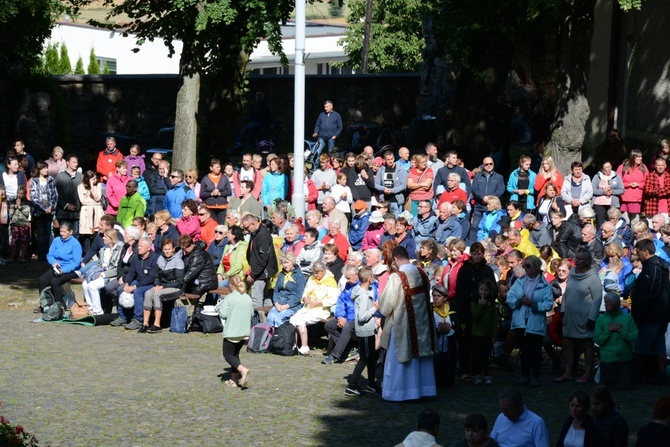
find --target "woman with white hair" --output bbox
[46,146,66,178]
[290,261,339,354]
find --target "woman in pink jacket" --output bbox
[616,149,648,223]
[105,160,129,216]
[176,199,201,240]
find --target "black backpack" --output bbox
[270,321,298,356]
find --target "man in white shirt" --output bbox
[490,388,549,447]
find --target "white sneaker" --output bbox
[298,346,310,355]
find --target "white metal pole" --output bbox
[292,0,306,221]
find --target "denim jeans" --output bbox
[315,137,336,159]
[266,307,296,327]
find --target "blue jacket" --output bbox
[413,213,438,244]
[477,210,503,241]
[507,275,554,336]
[260,171,288,207]
[349,211,370,250]
[334,280,359,321]
[506,168,537,210]
[125,251,160,288]
[313,110,342,139]
[163,182,195,218]
[471,170,505,208]
[272,267,306,311]
[457,213,470,241]
[47,235,82,274]
[136,177,150,201]
[435,216,462,244]
[393,234,416,259]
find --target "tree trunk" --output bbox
[545,0,596,174]
[172,41,200,172]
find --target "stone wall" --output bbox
[50,73,420,161]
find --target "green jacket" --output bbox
[594,309,638,363]
[117,193,146,228]
[217,240,250,278]
[219,290,254,339]
[471,301,497,337]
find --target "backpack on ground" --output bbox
[39,287,55,309]
[247,323,274,353]
[270,321,298,356]
[170,306,188,333]
[43,302,64,321]
[60,282,76,310]
[189,304,223,334]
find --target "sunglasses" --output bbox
[483,162,493,166]
[186,175,195,179]
[214,230,225,235]
[170,175,180,179]
[198,213,207,216]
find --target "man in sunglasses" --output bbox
[470,157,505,243]
[163,169,196,219]
[198,206,219,246]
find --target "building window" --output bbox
[317,63,351,75]
[97,57,117,74]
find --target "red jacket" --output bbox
[105,173,129,215]
[322,232,350,262]
[440,253,470,301]
[97,149,124,181]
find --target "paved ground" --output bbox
[0,262,667,446]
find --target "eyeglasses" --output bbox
[198,213,207,216]
[170,175,180,179]
[214,230,225,235]
[186,175,195,179]
[483,163,494,166]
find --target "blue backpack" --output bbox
[170,306,188,333]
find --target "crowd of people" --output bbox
[2,116,670,407]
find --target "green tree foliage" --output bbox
[58,42,72,74]
[0,0,67,74]
[618,0,643,11]
[74,56,85,74]
[329,1,343,18]
[102,60,110,74]
[339,0,429,72]
[43,42,61,74]
[87,47,99,74]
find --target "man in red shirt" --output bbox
[437,172,468,207]
[97,137,124,183]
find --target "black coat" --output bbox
[556,416,604,447]
[183,241,218,295]
[553,219,582,259]
[454,260,497,324]
[631,255,670,325]
[247,225,278,280]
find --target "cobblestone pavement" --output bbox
[0,309,665,447]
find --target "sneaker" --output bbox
[364,383,382,395]
[124,319,142,330]
[239,368,251,387]
[298,346,310,355]
[110,317,127,327]
[345,385,361,396]
[147,325,162,333]
[484,376,494,385]
[474,375,483,385]
[322,355,336,365]
[138,325,149,333]
[530,377,540,388]
[345,352,360,362]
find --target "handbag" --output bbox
[70,301,91,319]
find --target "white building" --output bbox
[48,20,350,75]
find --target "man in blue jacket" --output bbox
[163,169,196,219]
[470,157,505,243]
[322,265,359,365]
[312,100,342,158]
[110,237,159,329]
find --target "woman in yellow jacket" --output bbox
[216,226,250,288]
